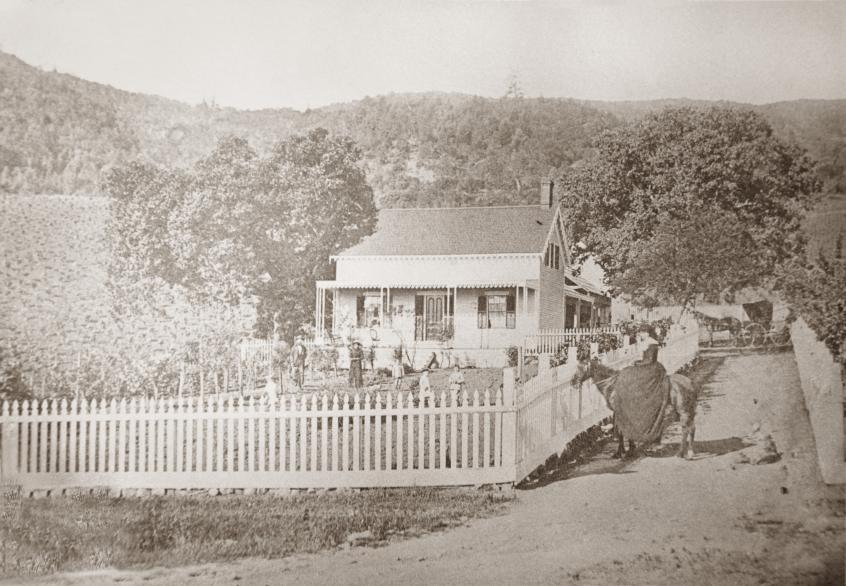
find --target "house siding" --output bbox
[538,229,566,330]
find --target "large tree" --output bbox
[107,129,377,340]
[560,107,820,310]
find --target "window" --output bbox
[357,293,389,327]
[545,242,561,270]
[477,292,516,329]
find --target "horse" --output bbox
[576,359,699,459]
[695,314,743,347]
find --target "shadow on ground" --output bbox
[520,355,733,491]
[645,436,753,459]
[519,433,639,490]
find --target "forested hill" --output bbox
[2,50,844,205]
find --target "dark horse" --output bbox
[577,359,699,459]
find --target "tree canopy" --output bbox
[106,129,377,340]
[560,107,821,309]
[777,235,846,360]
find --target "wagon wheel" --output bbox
[732,328,749,348]
[744,323,767,348]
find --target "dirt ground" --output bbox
[18,351,845,585]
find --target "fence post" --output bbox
[0,401,18,483]
[501,368,518,482]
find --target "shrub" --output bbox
[504,346,519,368]
[778,245,846,361]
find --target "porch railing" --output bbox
[523,325,622,355]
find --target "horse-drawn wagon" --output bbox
[695,300,791,349]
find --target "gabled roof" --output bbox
[336,205,558,257]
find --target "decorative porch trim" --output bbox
[330,253,542,262]
[316,280,538,290]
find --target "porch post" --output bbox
[575,299,581,328]
[379,287,384,327]
[315,286,320,334]
[454,286,458,329]
[332,288,337,335]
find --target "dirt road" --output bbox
[35,352,846,585]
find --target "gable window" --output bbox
[477,292,516,329]
[545,242,561,270]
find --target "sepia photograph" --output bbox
[0,0,843,584]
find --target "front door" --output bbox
[425,294,445,339]
[415,293,448,341]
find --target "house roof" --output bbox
[335,205,558,257]
[564,270,605,296]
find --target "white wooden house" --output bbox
[314,182,610,368]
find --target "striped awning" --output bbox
[316,279,538,290]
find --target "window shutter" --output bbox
[356,295,365,327]
[477,295,487,329]
[505,294,515,312]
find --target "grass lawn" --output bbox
[0,488,512,578]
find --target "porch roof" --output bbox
[316,279,538,290]
[564,286,596,303]
[564,269,605,296]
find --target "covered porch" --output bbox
[314,279,538,352]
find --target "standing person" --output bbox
[392,356,404,391]
[291,336,308,389]
[448,365,465,394]
[418,367,433,406]
[448,364,465,406]
[349,340,364,389]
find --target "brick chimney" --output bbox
[539,179,554,208]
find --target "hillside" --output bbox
[2,50,844,205]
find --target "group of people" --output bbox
[289,336,467,401]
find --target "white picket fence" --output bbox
[790,318,845,484]
[0,326,699,493]
[0,387,515,492]
[523,326,623,355]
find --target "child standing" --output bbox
[418,368,434,406]
[392,357,404,390]
[448,365,465,406]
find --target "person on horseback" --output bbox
[635,325,661,364]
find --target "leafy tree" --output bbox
[777,235,846,360]
[106,129,377,340]
[560,107,820,310]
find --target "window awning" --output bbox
[316,279,538,290]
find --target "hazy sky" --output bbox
[0,0,843,110]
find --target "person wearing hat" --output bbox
[349,340,364,389]
[636,324,660,364]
